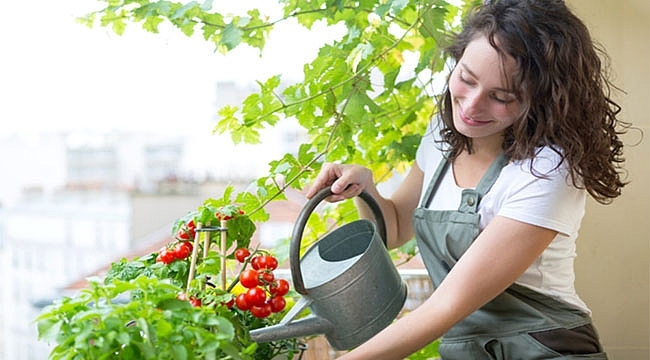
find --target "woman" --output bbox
[305,0,628,358]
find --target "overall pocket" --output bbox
[439,326,609,360]
[528,324,603,355]
[481,327,608,360]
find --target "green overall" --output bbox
[413,154,607,359]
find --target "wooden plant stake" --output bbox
[187,222,203,294]
[220,219,227,290]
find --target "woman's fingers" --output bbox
[306,163,368,201]
[305,163,340,199]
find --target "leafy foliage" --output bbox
[78,0,480,218]
[37,274,302,359]
[37,208,303,359]
[38,276,234,359]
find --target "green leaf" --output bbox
[158,298,193,311]
[170,343,188,360]
[142,15,164,32]
[36,318,62,342]
[346,42,374,72]
[171,2,198,20]
[117,331,131,345]
[220,22,243,51]
[391,0,409,14]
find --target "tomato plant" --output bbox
[36,202,304,360]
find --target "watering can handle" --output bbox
[290,187,387,295]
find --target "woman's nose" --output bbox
[464,91,484,114]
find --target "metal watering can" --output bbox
[249,188,407,350]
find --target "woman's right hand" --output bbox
[305,163,373,202]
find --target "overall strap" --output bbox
[458,152,509,213]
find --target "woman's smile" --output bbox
[456,103,491,127]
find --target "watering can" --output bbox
[249,187,407,351]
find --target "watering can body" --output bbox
[249,189,407,351]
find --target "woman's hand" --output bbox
[306,163,373,202]
[306,162,424,249]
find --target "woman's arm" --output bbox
[338,216,558,360]
[306,164,424,249]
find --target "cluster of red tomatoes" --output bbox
[234,248,290,319]
[156,241,193,264]
[156,220,196,264]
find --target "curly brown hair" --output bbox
[437,0,628,204]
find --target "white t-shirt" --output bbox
[415,125,591,314]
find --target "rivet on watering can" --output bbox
[467,197,475,206]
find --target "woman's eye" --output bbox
[490,93,515,104]
[459,73,474,85]
[491,94,508,103]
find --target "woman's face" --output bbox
[449,35,521,148]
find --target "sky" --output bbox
[0,0,341,136]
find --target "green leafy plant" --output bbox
[37,202,303,359]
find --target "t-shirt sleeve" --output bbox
[496,150,586,236]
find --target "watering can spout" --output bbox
[249,315,334,343]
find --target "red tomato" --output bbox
[235,293,251,311]
[257,255,278,270]
[189,296,202,307]
[156,248,176,264]
[244,287,267,307]
[234,248,250,263]
[268,296,286,313]
[173,241,193,260]
[250,303,272,318]
[222,298,235,309]
[269,279,290,297]
[240,269,259,288]
[186,220,195,230]
[250,255,262,270]
[260,270,275,284]
[176,229,190,240]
